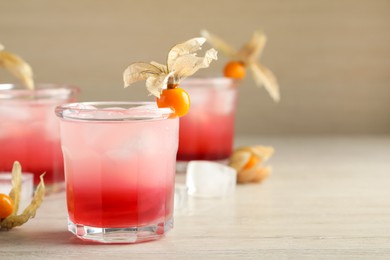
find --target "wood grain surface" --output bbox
[1,136,389,259]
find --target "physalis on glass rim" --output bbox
[123,37,218,117]
[201,30,280,102]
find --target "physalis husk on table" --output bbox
[201,30,280,102]
[0,161,45,230]
[229,145,274,184]
[0,43,34,89]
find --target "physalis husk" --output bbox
[201,30,280,102]
[123,37,217,98]
[0,43,34,90]
[0,161,45,230]
[228,145,274,184]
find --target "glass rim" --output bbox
[55,101,175,122]
[0,83,79,100]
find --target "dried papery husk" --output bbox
[234,145,274,168]
[200,30,237,58]
[0,45,34,89]
[167,37,206,69]
[228,150,251,171]
[8,161,22,215]
[236,31,267,64]
[171,48,218,79]
[246,145,274,162]
[249,63,280,102]
[229,145,274,184]
[237,168,258,183]
[123,37,217,98]
[0,162,45,230]
[252,166,272,183]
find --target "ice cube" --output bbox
[174,183,188,211]
[63,103,136,120]
[91,110,128,120]
[186,161,237,198]
[0,173,34,213]
[73,106,150,120]
[62,104,97,119]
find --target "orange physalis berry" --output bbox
[243,154,260,170]
[0,193,14,219]
[224,61,246,79]
[156,86,190,117]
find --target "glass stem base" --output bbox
[68,217,173,244]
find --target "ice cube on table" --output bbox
[0,173,34,213]
[174,183,188,211]
[186,161,237,198]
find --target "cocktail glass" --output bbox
[176,77,239,171]
[0,84,78,193]
[55,102,179,244]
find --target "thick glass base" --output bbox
[68,218,173,244]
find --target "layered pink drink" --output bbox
[0,84,78,191]
[177,78,238,164]
[56,102,178,243]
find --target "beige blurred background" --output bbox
[1,0,389,135]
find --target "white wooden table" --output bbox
[1,136,390,259]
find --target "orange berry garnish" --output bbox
[224,61,246,79]
[156,86,190,117]
[0,193,14,219]
[243,154,260,170]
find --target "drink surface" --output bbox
[59,111,178,228]
[177,79,238,161]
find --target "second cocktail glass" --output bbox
[0,83,78,193]
[176,77,238,171]
[56,102,179,243]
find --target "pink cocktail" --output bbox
[0,84,78,192]
[177,78,238,168]
[56,102,178,243]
